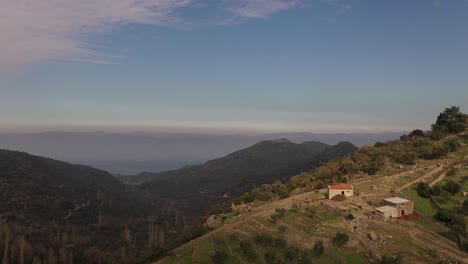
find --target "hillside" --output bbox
[155,107,468,264]
[126,140,356,213]
[156,137,468,264]
[0,131,401,174]
[0,150,195,264]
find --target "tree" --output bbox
[432,106,467,134]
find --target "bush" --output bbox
[278,225,288,234]
[273,237,287,248]
[239,240,258,260]
[212,250,228,264]
[315,180,326,189]
[409,129,425,138]
[430,185,442,196]
[345,213,355,220]
[380,254,403,264]
[264,251,279,264]
[416,182,431,198]
[444,138,461,152]
[374,142,386,148]
[313,240,324,256]
[275,208,286,218]
[254,233,274,247]
[428,130,446,141]
[332,232,349,247]
[243,193,255,203]
[435,208,455,223]
[443,180,461,195]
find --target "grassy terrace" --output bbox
[399,188,437,217]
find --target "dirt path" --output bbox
[395,166,444,192]
[224,235,233,256]
[429,171,447,187]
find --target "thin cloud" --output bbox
[0,0,192,71]
[225,0,299,19]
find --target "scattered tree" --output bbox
[432,106,467,134]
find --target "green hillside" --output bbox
[156,107,468,264]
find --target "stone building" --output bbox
[328,184,353,200]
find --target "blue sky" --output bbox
[1,0,467,133]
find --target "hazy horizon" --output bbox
[2,1,468,134]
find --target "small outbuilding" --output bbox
[375,205,398,220]
[328,184,353,200]
[383,197,414,217]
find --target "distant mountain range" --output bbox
[0,131,400,174]
[122,139,357,213]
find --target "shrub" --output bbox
[239,240,258,260]
[275,208,286,218]
[278,225,288,234]
[393,150,417,165]
[435,208,455,223]
[430,185,442,196]
[409,129,425,138]
[243,193,254,203]
[444,138,461,152]
[264,251,279,264]
[315,180,326,189]
[416,182,431,198]
[380,254,403,264]
[332,232,349,247]
[313,240,324,256]
[443,180,461,195]
[254,233,274,247]
[273,237,287,248]
[212,250,228,264]
[428,130,446,141]
[345,214,355,220]
[374,142,386,148]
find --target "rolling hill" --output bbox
[156,134,468,264]
[125,140,357,213]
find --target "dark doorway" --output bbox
[401,210,405,216]
[341,191,345,195]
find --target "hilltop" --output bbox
[124,139,357,214]
[156,107,468,264]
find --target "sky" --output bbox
[1,0,468,134]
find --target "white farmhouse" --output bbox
[327,184,354,200]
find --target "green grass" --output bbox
[191,238,213,263]
[335,248,369,264]
[224,210,239,222]
[400,188,437,217]
[314,254,340,264]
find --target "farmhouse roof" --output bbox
[376,205,397,213]
[384,197,410,204]
[328,184,353,190]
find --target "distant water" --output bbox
[82,160,204,175]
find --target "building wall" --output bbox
[384,201,414,217]
[328,189,353,199]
